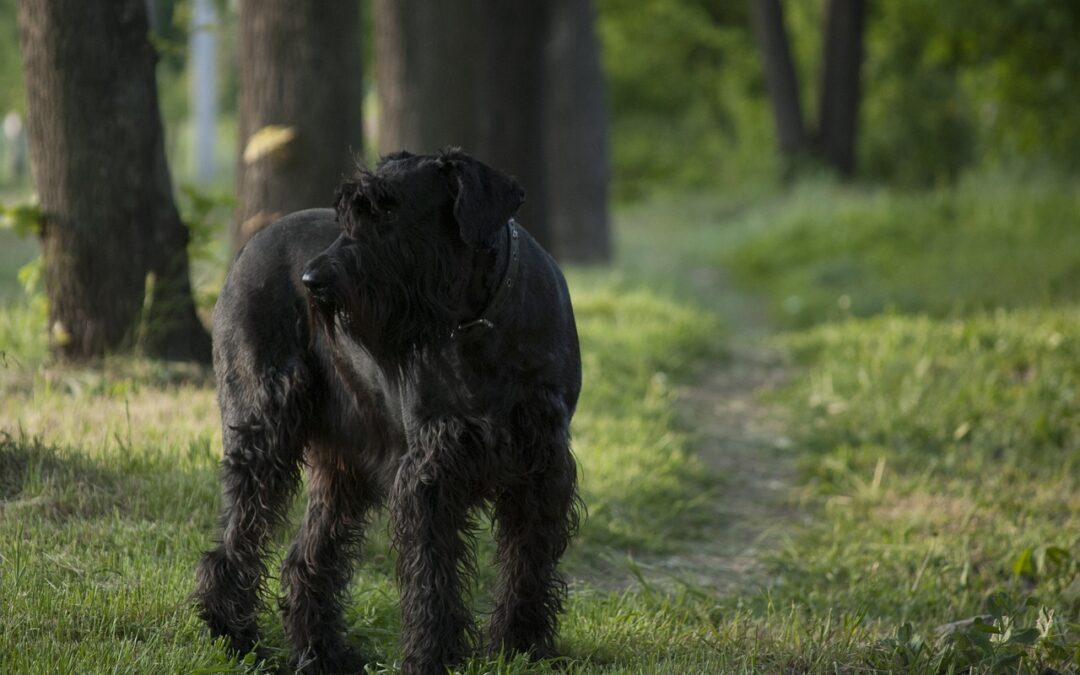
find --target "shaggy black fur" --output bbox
[193,150,583,674]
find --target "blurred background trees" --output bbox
[15,0,209,361]
[374,0,605,256]
[232,0,362,253]
[0,0,1077,361]
[751,0,867,176]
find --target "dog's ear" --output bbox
[445,156,526,247]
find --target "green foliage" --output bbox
[875,598,1077,672]
[0,0,24,114]
[598,0,1080,192]
[597,0,775,199]
[861,0,976,185]
[861,0,1080,183]
[177,183,233,263]
[0,194,41,238]
[176,183,234,312]
[941,0,1080,168]
[0,195,46,331]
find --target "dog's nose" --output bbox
[301,265,332,294]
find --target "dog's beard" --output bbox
[306,285,382,351]
[307,292,342,343]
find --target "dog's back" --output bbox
[212,208,337,374]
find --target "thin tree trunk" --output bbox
[233,0,362,253]
[749,0,807,158]
[17,0,210,362]
[544,0,611,263]
[190,0,218,184]
[817,0,866,175]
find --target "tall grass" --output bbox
[727,170,1080,326]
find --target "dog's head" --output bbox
[302,149,525,354]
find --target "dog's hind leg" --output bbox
[194,361,310,656]
[280,448,377,673]
[489,398,581,660]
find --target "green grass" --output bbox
[0,256,731,671]
[725,170,1080,327]
[3,168,1080,672]
[763,310,1080,672]
[719,169,1080,672]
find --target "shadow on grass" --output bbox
[0,431,219,526]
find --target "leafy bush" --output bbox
[597,0,775,199]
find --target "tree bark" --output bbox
[17,0,210,362]
[477,1,550,249]
[544,0,611,263]
[817,0,866,176]
[233,0,363,252]
[374,0,485,154]
[749,0,807,158]
[374,0,553,252]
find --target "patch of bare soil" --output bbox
[630,343,798,594]
[607,268,799,594]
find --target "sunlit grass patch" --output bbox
[760,307,1080,671]
[726,171,1080,326]
[569,283,722,553]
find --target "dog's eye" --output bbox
[374,218,395,237]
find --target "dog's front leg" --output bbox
[390,419,480,675]
[489,404,580,660]
[280,454,377,674]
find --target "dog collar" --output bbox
[452,219,520,339]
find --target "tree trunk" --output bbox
[17,0,210,362]
[817,0,866,176]
[374,0,485,154]
[544,0,611,263]
[190,0,218,184]
[749,0,807,158]
[233,0,362,252]
[476,1,550,249]
[373,0,553,252]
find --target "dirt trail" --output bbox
[630,268,799,593]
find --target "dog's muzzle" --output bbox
[301,261,334,302]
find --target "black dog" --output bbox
[194,150,582,674]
